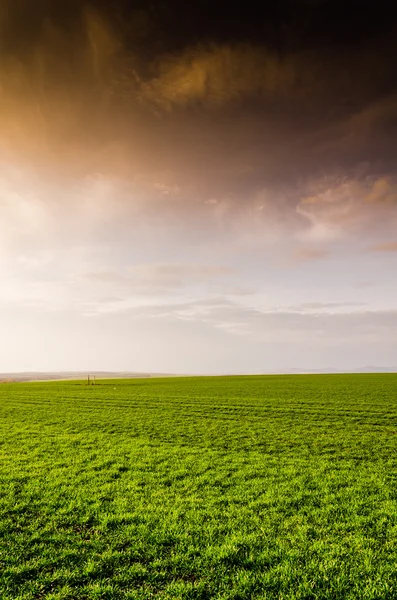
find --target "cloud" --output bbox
[293,247,329,261]
[348,94,397,140]
[0,3,396,275]
[84,263,235,292]
[0,1,396,232]
[369,242,397,252]
[296,176,397,241]
[354,281,375,288]
[286,302,366,312]
[111,298,397,348]
[139,44,301,110]
[138,36,397,115]
[0,253,241,314]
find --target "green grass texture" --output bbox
[1,374,397,599]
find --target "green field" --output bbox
[1,374,397,599]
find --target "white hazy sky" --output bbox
[1,163,396,373]
[1,1,397,373]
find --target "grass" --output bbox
[0,373,397,599]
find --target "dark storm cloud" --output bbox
[1,0,397,237]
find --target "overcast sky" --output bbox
[1,0,397,373]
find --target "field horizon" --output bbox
[0,366,396,383]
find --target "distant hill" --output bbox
[0,372,154,382]
[281,367,396,374]
[0,367,395,382]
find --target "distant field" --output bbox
[1,374,397,599]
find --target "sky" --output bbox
[1,0,397,374]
